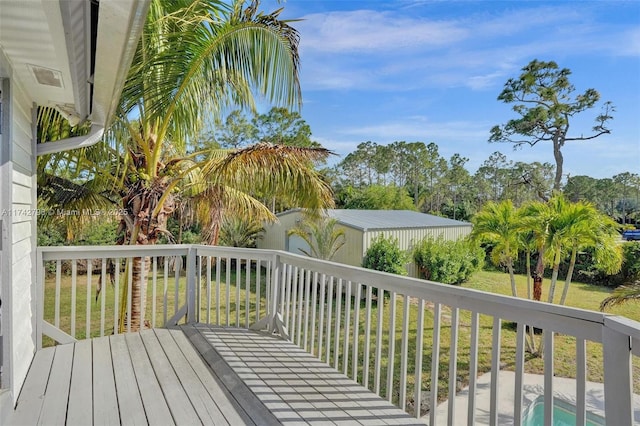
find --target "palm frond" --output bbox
[207,142,335,211]
[600,281,640,310]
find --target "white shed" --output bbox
[258,209,472,276]
[0,0,148,414]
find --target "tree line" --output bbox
[328,141,639,225]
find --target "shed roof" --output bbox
[280,209,471,232]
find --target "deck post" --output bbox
[250,253,288,338]
[186,247,197,324]
[602,319,633,426]
[36,249,44,350]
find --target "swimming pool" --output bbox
[522,396,605,426]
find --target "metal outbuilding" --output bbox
[258,209,472,276]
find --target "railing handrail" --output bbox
[274,249,632,344]
[36,244,640,340]
[37,243,639,425]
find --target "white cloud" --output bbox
[298,10,468,53]
[337,117,490,144]
[295,5,639,93]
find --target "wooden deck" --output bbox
[8,324,425,425]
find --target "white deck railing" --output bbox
[37,244,639,425]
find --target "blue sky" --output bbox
[259,0,640,179]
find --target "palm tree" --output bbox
[38,0,334,332]
[519,197,557,302]
[520,195,622,305]
[471,200,539,353]
[559,202,621,305]
[287,215,346,261]
[600,280,640,310]
[471,200,521,297]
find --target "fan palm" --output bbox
[38,0,334,332]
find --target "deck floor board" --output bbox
[38,343,73,425]
[124,332,175,426]
[110,333,147,426]
[92,336,120,426]
[67,339,93,426]
[9,325,425,425]
[11,347,55,425]
[154,328,229,425]
[138,329,201,425]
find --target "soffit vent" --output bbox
[27,64,64,88]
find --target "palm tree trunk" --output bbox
[548,249,563,303]
[526,250,532,300]
[533,248,545,302]
[526,327,537,354]
[118,255,150,332]
[559,249,578,305]
[548,262,560,303]
[131,256,150,331]
[507,260,517,297]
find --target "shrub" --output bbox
[219,217,264,248]
[413,236,484,285]
[620,242,640,282]
[511,241,640,287]
[362,234,408,276]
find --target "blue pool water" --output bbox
[522,396,605,426]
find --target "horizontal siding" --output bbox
[11,220,31,244]
[11,83,32,172]
[11,224,31,265]
[11,169,31,187]
[9,80,37,404]
[10,265,34,397]
[12,169,34,224]
[12,144,31,174]
[12,182,31,204]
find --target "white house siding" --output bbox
[0,72,36,404]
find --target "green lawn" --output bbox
[319,270,640,412]
[42,264,639,414]
[460,270,640,395]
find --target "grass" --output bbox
[42,259,270,346]
[462,271,640,385]
[42,262,639,415]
